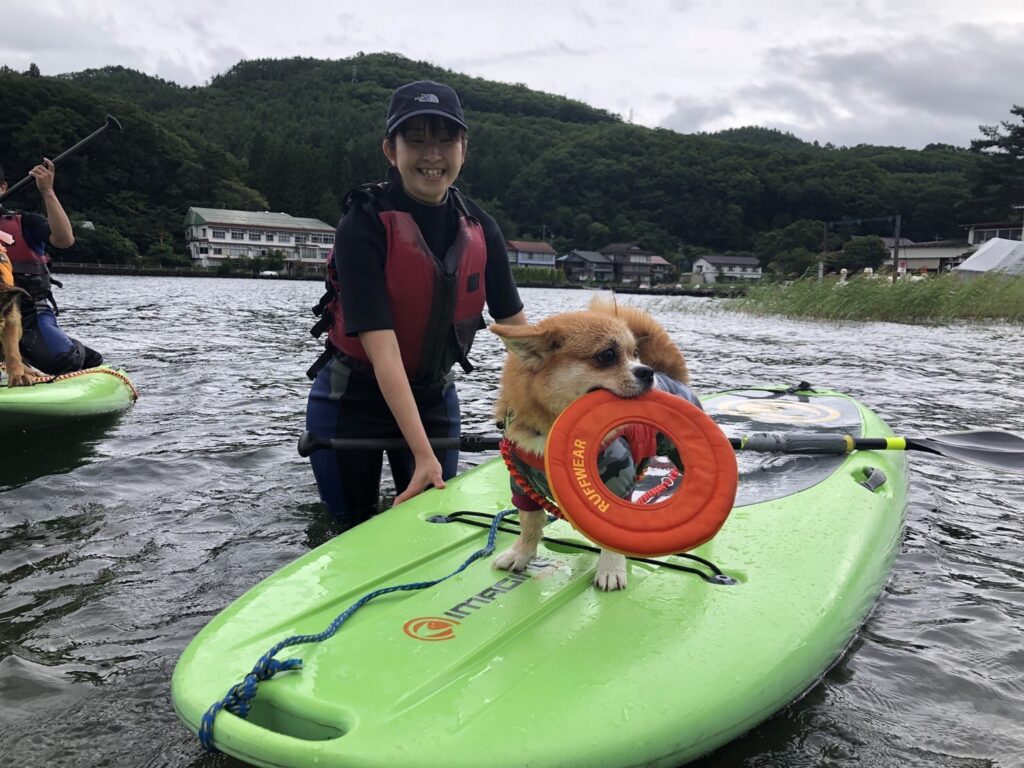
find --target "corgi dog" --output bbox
[0,233,35,387]
[490,297,694,590]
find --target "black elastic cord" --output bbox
[432,511,730,583]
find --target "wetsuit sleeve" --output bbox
[465,200,523,321]
[335,206,393,335]
[19,213,51,253]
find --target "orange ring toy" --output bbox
[544,389,738,557]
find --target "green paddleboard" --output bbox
[0,365,136,431]
[173,388,908,767]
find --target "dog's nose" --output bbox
[634,365,654,385]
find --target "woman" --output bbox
[0,159,103,376]
[306,80,527,526]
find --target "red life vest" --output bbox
[0,213,50,276]
[322,186,488,385]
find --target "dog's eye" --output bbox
[594,348,618,367]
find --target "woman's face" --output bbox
[383,117,466,204]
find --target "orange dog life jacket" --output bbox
[0,245,15,288]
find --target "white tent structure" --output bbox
[953,237,1024,278]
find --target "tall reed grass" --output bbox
[512,266,566,285]
[729,273,1024,323]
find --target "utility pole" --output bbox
[819,221,828,281]
[890,214,902,280]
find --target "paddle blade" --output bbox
[924,430,1024,452]
[906,436,1024,472]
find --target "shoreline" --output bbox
[49,262,748,298]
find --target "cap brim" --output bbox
[387,108,468,134]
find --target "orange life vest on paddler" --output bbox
[0,248,14,288]
[0,213,50,277]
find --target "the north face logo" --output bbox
[414,93,440,103]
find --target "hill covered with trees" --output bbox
[3,53,1019,275]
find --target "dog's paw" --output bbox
[593,550,627,591]
[5,364,35,387]
[492,545,537,573]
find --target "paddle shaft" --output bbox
[732,431,1024,471]
[0,115,122,202]
[299,429,1024,470]
[732,433,909,454]
[298,431,501,457]
[303,433,927,457]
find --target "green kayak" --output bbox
[0,365,137,431]
[173,387,908,767]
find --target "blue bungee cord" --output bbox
[198,508,514,752]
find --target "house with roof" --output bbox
[183,207,336,275]
[880,236,917,250]
[891,239,974,273]
[649,254,675,283]
[507,239,557,269]
[598,242,663,284]
[691,254,762,284]
[964,219,1024,246]
[558,250,615,282]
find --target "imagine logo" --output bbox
[403,616,460,641]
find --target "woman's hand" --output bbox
[392,451,446,506]
[29,158,56,194]
[359,329,450,507]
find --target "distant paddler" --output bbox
[0,115,120,378]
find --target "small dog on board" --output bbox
[0,231,36,387]
[490,297,696,591]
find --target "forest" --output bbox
[1,53,1021,276]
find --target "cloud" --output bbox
[0,4,142,75]
[5,0,1024,148]
[791,24,1022,119]
[660,100,735,134]
[453,42,595,72]
[657,21,1024,148]
[571,4,599,27]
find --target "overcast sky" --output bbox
[4,0,1023,149]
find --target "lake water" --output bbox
[1,276,1022,767]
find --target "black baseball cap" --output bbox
[385,81,468,136]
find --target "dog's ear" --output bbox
[489,323,562,370]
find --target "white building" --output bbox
[894,240,974,273]
[506,239,558,268]
[692,254,763,284]
[964,220,1024,246]
[183,207,335,276]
